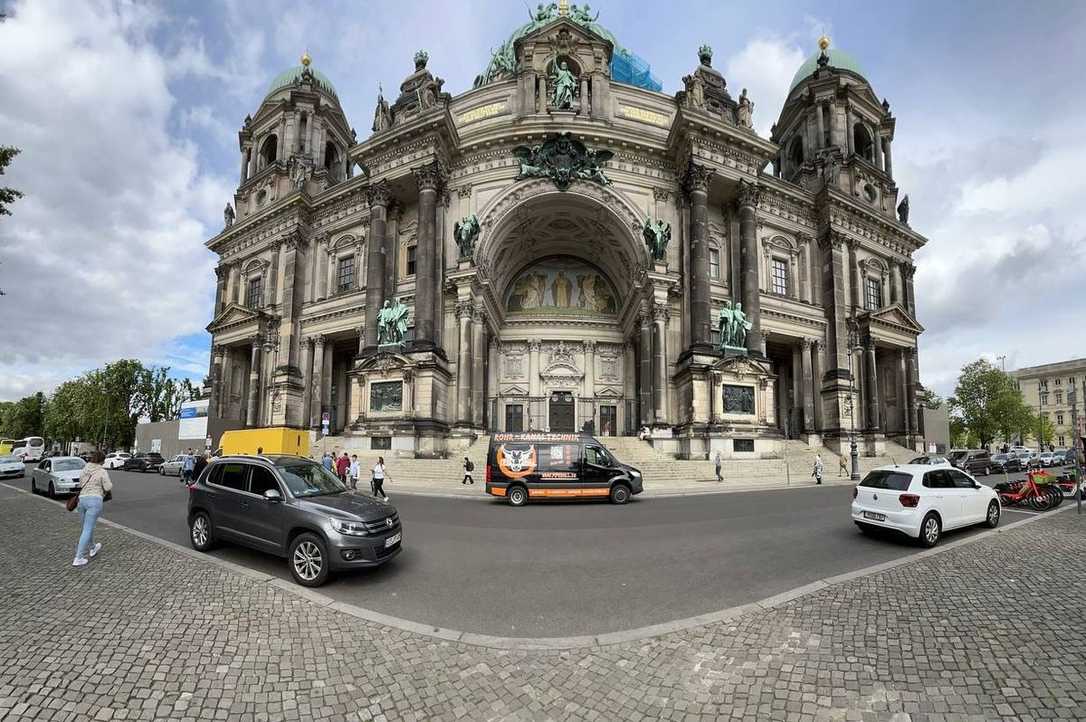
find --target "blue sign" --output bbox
[180,407,198,419]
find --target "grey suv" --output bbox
[187,455,402,586]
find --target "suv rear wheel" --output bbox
[289,532,330,587]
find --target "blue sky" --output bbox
[2,0,1086,401]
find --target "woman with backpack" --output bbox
[462,456,475,485]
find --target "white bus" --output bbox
[12,436,45,462]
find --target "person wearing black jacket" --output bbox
[462,457,475,485]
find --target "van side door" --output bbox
[582,444,615,497]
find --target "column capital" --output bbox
[801,337,813,350]
[652,187,673,203]
[736,179,763,209]
[214,264,229,279]
[902,263,916,279]
[456,184,473,199]
[365,179,394,208]
[212,344,226,358]
[413,159,446,193]
[652,302,670,322]
[527,339,542,352]
[250,336,262,350]
[682,162,714,196]
[312,334,326,349]
[455,299,475,320]
[583,339,597,353]
[472,306,486,324]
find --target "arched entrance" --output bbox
[475,183,648,435]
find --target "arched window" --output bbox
[259,135,278,168]
[324,142,340,181]
[788,136,804,169]
[853,124,874,162]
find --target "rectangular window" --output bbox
[1056,391,1063,404]
[1055,378,1062,386]
[1058,435,1065,446]
[1041,392,1048,406]
[1058,414,1065,425]
[723,385,756,415]
[505,404,524,432]
[709,248,721,279]
[771,258,788,295]
[406,245,417,276]
[246,276,263,308]
[336,256,354,292]
[864,277,882,310]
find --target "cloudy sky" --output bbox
[1,0,1085,401]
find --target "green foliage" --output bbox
[916,386,943,410]
[0,393,45,439]
[0,146,23,217]
[948,358,1032,448]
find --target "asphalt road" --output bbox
[4,464,1039,637]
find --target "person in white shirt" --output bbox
[371,457,389,501]
[348,454,360,490]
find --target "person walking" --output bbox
[714,451,722,482]
[371,456,389,501]
[462,456,475,485]
[181,449,195,484]
[348,454,360,490]
[193,452,208,482]
[839,453,848,477]
[71,450,112,567]
[335,452,350,484]
[321,451,334,472]
[812,454,824,485]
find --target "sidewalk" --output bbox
[1,484,1084,721]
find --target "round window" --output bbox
[863,184,878,204]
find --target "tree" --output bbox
[948,359,1031,448]
[0,392,46,439]
[0,146,23,217]
[916,386,943,409]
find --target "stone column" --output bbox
[220,347,234,419]
[268,243,281,307]
[906,347,920,435]
[845,107,855,155]
[799,238,811,304]
[364,181,392,348]
[685,163,714,352]
[883,137,893,177]
[652,303,669,424]
[801,338,815,433]
[812,339,825,431]
[537,76,547,113]
[384,201,400,299]
[353,243,364,292]
[865,341,880,431]
[791,345,803,435]
[737,180,763,354]
[246,338,261,427]
[209,345,225,418]
[321,340,333,429]
[300,337,314,426]
[323,240,336,299]
[638,311,652,426]
[873,128,884,169]
[471,308,487,427]
[228,263,241,305]
[579,77,590,115]
[847,239,860,312]
[413,161,443,350]
[455,301,473,425]
[214,266,227,316]
[276,118,286,161]
[310,336,326,429]
[583,340,596,401]
[239,146,250,185]
[899,348,910,436]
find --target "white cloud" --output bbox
[0,0,231,399]
[724,35,805,137]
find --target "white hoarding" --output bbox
[178,399,210,440]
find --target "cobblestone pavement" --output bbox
[1,488,1084,722]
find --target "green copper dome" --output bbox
[266,61,338,99]
[789,46,866,92]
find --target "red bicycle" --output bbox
[996,470,1062,511]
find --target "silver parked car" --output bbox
[160,455,186,476]
[0,455,25,478]
[30,456,86,498]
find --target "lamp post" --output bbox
[1070,382,1082,515]
[846,326,861,480]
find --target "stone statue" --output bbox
[897,194,910,225]
[642,218,671,262]
[289,157,313,190]
[698,44,713,67]
[717,303,734,351]
[512,132,613,190]
[570,3,598,24]
[372,89,392,132]
[550,61,577,110]
[223,202,235,229]
[737,88,754,128]
[454,214,480,260]
[730,302,752,348]
[377,298,409,346]
[413,50,429,71]
[531,2,557,23]
[682,73,705,110]
[822,153,840,186]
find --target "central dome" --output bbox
[475,7,661,92]
[266,53,338,99]
[788,45,866,92]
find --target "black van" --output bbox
[485,432,643,506]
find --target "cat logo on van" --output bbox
[496,445,536,479]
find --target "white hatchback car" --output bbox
[104,452,131,469]
[851,464,1001,547]
[0,455,25,478]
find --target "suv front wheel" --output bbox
[189,511,216,552]
[289,532,331,587]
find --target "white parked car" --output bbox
[0,455,25,478]
[906,455,951,467]
[851,464,1001,547]
[30,456,86,498]
[159,455,186,476]
[103,451,131,469]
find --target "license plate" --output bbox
[384,532,401,548]
[863,511,886,521]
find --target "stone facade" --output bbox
[1010,358,1086,448]
[205,20,928,459]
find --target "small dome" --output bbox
[788,44,866,92]
[266,57,338,99]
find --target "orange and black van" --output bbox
[485,432,643,506]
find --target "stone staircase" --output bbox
[311,435,491,485]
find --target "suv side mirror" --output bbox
[263,488,282,502]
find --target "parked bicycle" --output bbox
[995,470,1063,511]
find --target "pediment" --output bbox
[866,303,924,333]
[355,351,413,376]
[207,303,266,333]
[502,384,529,396]
[712,353,774,380]
[514,17,614,58]
[595,387,622,398]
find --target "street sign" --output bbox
[321,411,330,437]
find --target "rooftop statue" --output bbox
[642,218,671,262]
[531,2,557,23]
[223,202,235,229]
[737,88,754,128]
[569,3,599,25]
[682,73,705,109]
[897,194,910,225]
[550,61,577,110]
[372,88,392,133]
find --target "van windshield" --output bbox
[275,459,345,497]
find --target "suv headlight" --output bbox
[329,517,367,536]
[630,470,641,478]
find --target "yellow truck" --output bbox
[0,439,14,456]
[217,427,311,457]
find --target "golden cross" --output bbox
[558,0,570,16]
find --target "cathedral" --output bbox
[205,4,927,460]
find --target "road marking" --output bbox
[1,480,1076,651]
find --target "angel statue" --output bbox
[454,214,480,260]
[642,218,672,262]
[550,61,577,110]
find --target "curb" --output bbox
[2,481,1076,651]
[387,479,856,501]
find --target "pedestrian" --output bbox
[193,452,208,482]
[321,451,334,471]
[463,456,475,484]
[371,456,389,501]
[812,454,824,485]
[181,449,195,484]
[335,451,350,484]
[714,451,722,482]
[71,450,112,567]
[839,453,848,477]
[348,454,360,490]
